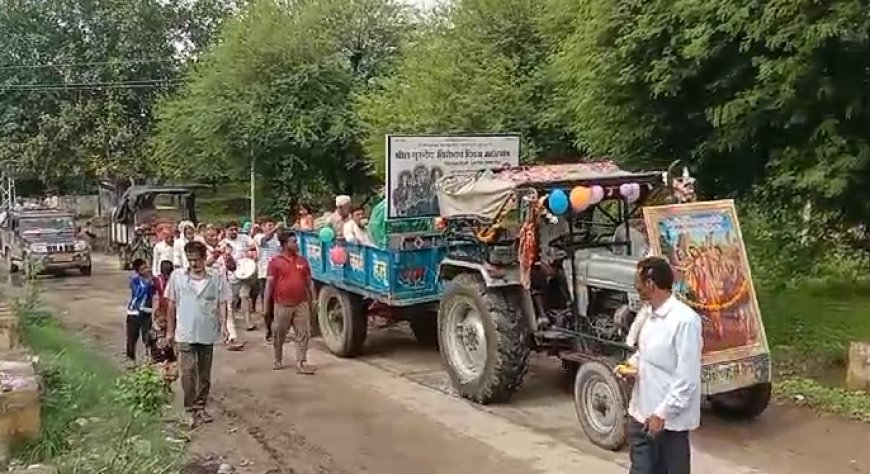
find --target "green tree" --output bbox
[150,0,412,205]
[550,0,870,223]
[356,0,578,176]
[0,0,239,193]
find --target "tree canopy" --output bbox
[149,0,412,205]
[4,0,870,228]
[0,0,237,193]
[549,0,870,221]
[356,0,578,176]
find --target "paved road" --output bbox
[20,255,870,474]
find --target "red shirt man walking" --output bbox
[264,230,316,374]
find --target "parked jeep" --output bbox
[1,209,92,277]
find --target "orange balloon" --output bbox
[570,186,593,211]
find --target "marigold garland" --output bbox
[678,279,749,311]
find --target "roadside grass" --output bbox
[10,287,186,473]
[758,280,870,422]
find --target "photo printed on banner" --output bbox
[386,135,520,219]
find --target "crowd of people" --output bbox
[123,194,374,428]
[122,192,703,474]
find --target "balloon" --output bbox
[569,186,593,212]
[619,183,633,199]
[548,189,569,215]
[589,185,605,204]
[329,245,347,265]
[318,226,335,243]
[627,183,642,203]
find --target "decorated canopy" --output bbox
[435,162,663,220]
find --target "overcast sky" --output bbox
[405,0,441,10]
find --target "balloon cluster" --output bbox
[545,183,641,215]
[317,227,348,265]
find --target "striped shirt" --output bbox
[255,233,282,279]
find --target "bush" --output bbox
[12,292,184,473]
[741,199,870,287]
[740,197,870,367]
[113,365,170,417]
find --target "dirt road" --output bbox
[22,255,870,474]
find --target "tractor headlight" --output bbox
[29,243,48,253]
[74,240,89,252]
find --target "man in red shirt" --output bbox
[264,230,316,374]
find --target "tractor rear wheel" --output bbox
[710,382,772,420]
[317,285,367,357]
[438,273,530,404]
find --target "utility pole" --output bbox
[0,160,18,212]
[249,141,256,225]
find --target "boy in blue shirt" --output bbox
[126,258,156,364]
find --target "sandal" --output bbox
[226,341,245,351]
[273,362,284,371]
[198,410,214,423]
[296,364,315,375]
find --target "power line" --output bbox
[0,58,181,71]
[2,84,183,94]
[1,79,184,93]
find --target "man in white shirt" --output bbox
[152,233,175,276]
[626,256,702,474]
[221,221,256,331]
[342,206,373,246]
[201,228,244,349]
[329,195,352,239]
[174,221,196,269]
[254,219,283,340]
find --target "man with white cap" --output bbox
[329,195,352,239]
[174,221,196,270]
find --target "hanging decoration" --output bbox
[329,245,347,265]
[569,186,593,212]
[518,197,542,289]
[318,226,335,243]
[547,189,569,215]
[627,183,641,203]
[589,185,605,204]
[619,183,642,203]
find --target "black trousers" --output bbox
[125,311,154,361]
[628,418,691,474]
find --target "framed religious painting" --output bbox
[643,200,769,369]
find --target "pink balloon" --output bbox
[329,246,348,266]
[589,185,604,204]
[619,183,633,199]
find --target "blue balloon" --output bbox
[548,189,569,215]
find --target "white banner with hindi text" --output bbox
[385,134,520,219]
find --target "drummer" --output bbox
[222,221,257,331]
[254,218,284,341]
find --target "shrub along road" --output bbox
[19,255,870,474]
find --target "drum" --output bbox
[233,258,257,281]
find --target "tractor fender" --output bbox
[438,258,521,288]
[438,258,536,332]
